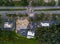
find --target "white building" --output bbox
[40,22,50,27]
[44,0,58,6]
[44,0,52,3]
[55,0,58,2]
[4,22,13,28]
[55,0,58,6]
[27,31,35,39]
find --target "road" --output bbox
[0,6,60,10]
[33,6,60,10]
[0,6,60,15]
[0,10,60,15]
[0,10,27,15]
[34,11,60,14]
[0,10,27,18]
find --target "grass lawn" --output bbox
[0,30,39,44]
[0,9,26,11]
[0,39,39,44]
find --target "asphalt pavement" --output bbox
[0,6,60,10]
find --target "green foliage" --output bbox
[13,1,21,6]
[14,0,29,6]
[38,0,45,6]
[18,14,28,17]
[45,0,56,6]
[0,30,18,40]
[0,0,28,6]
[58,0,60,6]
[35,24,60,44]
[31,1,37,6]
[32,0,56,6]
[7,14,17,18]
[7,14,12,17]
[0,19,2,24]
[35,14,45,22]
[29,17,34,22]
[0,30,39,44]
[0,15,2,24]
[21,0,29,6]
[0,0,14,6]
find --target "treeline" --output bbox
[0,0,29,6]
[35,24,60,44]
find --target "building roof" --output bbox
[16,17,29,31]
[4,22,13,28]
[40,20,58,27]
[44,0,52,3]
[27,31,35,39]
[40,22,50,27]
[44,0,58,3]
[50,20,59,25]
[17,29,28,36]
[55,0,58,2]
[29,22,37,31]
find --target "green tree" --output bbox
[45,0,55,6]
[35,24,60,44]
[0,15,2,24]
[38,0,45,6]
[29,17,34,22]
[21,0,29,6]
[0,0,14,6]
[18,14,28,17]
